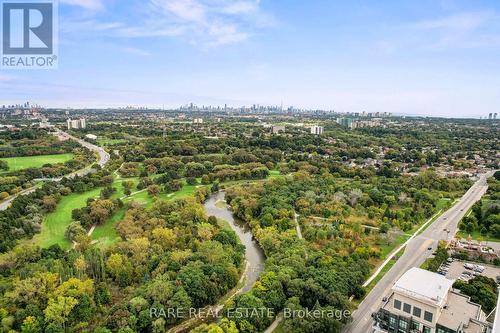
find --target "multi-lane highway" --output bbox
[43,129,110,180]
[0,129,110,211]
[54,129,110,169]
[343,171,496,333]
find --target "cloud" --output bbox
[114,25,186,38]
[413,11,493,32]
[60,0,104,10]
[122,47,152,56]
[61,0,274,46]
[405,11,500,49]
[61,19,124,34]
[146,0,267,45]
[154,0,205,22]
[207,22,250,45]
[222,1,259,14]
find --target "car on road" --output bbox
[427,247,433,250]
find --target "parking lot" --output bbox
[439,259,500,282]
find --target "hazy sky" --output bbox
[2,0,500,117]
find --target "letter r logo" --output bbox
[2,2,53,54]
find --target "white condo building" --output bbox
[66,118,87,130]
[310,125,324,135]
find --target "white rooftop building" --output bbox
[373,268,492,333]
[392,267,454,309]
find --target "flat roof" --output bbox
[438,291,484,331]
[492,287,500,333]
[393,268,454,307]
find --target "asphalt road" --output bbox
[55,129,110,169]
[0,187,37,210]
[0,129,110,211]
[343,171,495,333]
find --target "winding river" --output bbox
[204,191,265,292]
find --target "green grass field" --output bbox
[36,171,285,249]
[0,153,74,172]
[111,177,139,198]
[91,207,125,248]
[120,183,199,206]
[97,138,127,146]
[32,187,102,249]
[456,230,500,242]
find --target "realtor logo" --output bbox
[1,0,58,69]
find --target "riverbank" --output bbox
[167,191,266,333]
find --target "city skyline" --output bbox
[2,0,500,117]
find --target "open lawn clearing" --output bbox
[92,207,125,248]
[32,187,101,249]
[0,153,74,172]
[456,230,500,242]
[97,138,127,146]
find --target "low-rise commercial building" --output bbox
[373,268,491,333]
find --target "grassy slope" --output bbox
[0,153,74,172]
[456,230,500,242]
[91,208,126,248]
[32,187,102,249]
